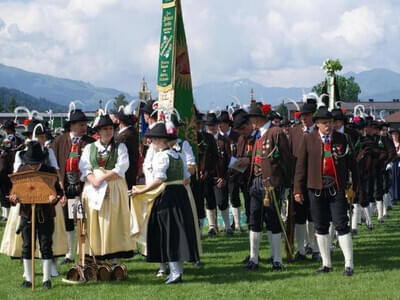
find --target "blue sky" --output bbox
[0,0,399,94]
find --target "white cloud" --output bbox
[0,0,399,93]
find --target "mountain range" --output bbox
[0,63,400,111]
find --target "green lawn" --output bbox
[0,205,399,300]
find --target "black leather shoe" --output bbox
[21,281,32,288]
[43,280,52,289]
[366,223,373,231]
[226,228,234,237]
[272,262,283,271]
[292,251,307,262]
[165,275,182,285]
[207,228,217,237]
[60,258,74,265]
[316,266,332,273]
[311,252,320,262]
[244,260,259,270]
[242,255,260,264]
[344,267,354,276]
[304,244,312,255]
[193,261,204,268]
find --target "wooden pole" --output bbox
[31,204,35,291]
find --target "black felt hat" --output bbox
[313,106,333,121]
[232,109,249,129]
[247,105,265,118]
[20,141,46,164]
[3,120,16,131]
[331,108,345,121]
[144,122,177,140]
[300,102,317,115]
[268,111,283,121]
[217,111,232,124]
[205,113,219,126]
[142,100,155,115]
[117,110,136,126]
[196,112,204,123]
[94,114,117,130]
[65,109,88,126]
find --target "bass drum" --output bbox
[97,263,112,281]
[111,264,128,281]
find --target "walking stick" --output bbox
[31,204,35,291]
[267,186,294,258]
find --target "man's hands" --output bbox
[294,193,304,205]
[7,194,18,205]
[216,178,225,189]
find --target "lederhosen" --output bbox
[63,139,85,231]
[209,134,231,211]
[226,131,241,209]
[0,148,13,209]
[308,139,349,236]
[248,133,282,233]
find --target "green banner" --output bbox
[156,0,197,160]
[157,3,176,91]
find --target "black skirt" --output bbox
[147,184,200,263]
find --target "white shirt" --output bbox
[175,139,196,166]
[319,131,332,143]
[143,144,155,184]
[337,125,345,134]
[219,128,232,137]
[69,132,82,143]
[152,149,191,182]
[118,125,131,135]
[259,121,271,137]
[13,147,59,173]
[303,124,316,133]
[79,140,129,181]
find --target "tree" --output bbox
[114,94,128,110]
[276,102,288,119]
[8,97,17,112]
[311,75,361,102]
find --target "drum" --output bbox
[84,264,98,282]
[111,264,128,281]
[97,263,112,281]
[66,265,85,282]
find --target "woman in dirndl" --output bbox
[132,122,200,285]
[79,114,135,262]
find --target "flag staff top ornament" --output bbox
[321,58,343,111]
[156,0,197,158]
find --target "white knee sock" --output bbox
[23,259,32,282]
[232,207,241,230]
[272,233,282,264]
[267,230,274,259]
[307,222,318,252]
[42,259,52,282]
[338,233,353,269]
[159,262,168,272]
[376,201,383,220]
[168,262,180,280]
[363,207,372,227]
[250,231,262,264]
[351,204,360,230]
[383,194,389,216]
[316,234,331,268]
[66,230,75,260]
[51,258,59,277]
[206,209,216,230]
[177,261,184,275]
[295,224,307,255]
[329,223,336,244]
[220,208,230,230]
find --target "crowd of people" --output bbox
[0,95,399,289]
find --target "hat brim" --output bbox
[144,132,177,140]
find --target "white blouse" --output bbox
[79,140,129,181]
[174,139,196,166]
[143,144,155,184]
[152,149,191,182]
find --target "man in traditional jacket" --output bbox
[244,104,291,271]
[288,100,320,262]
[218,110,242,231]
[51,109,95,264]
[294,107,358,276]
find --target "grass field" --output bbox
[0,205,399,300]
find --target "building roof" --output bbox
[385,111,400,123]
[284,100,400,112]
